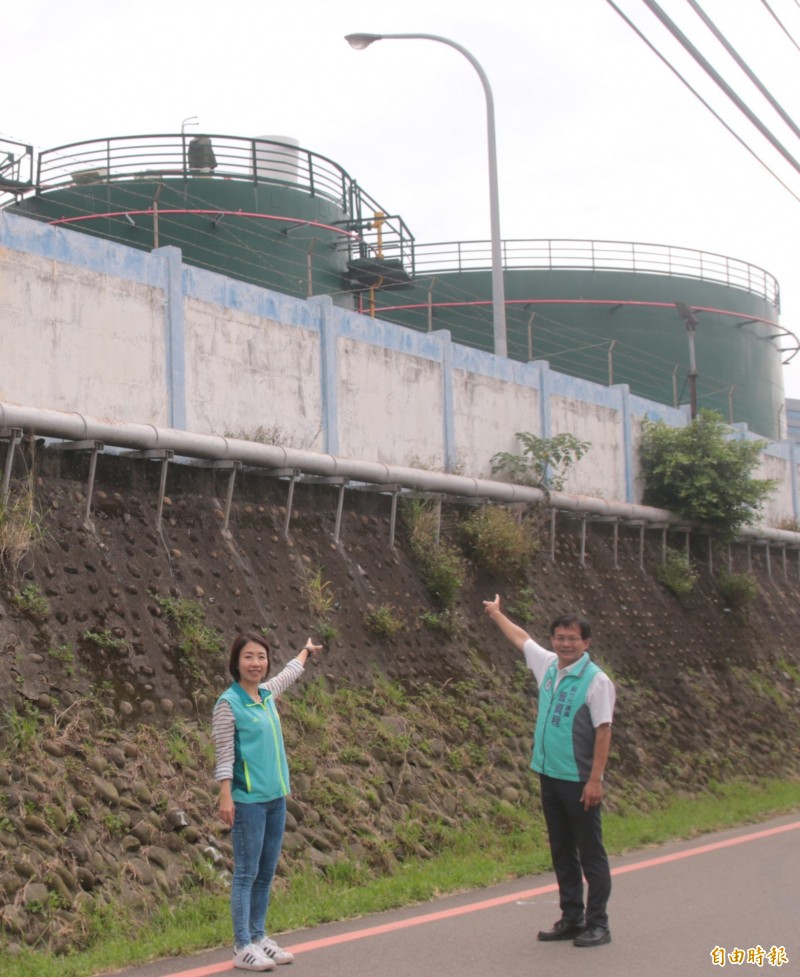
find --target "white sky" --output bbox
[5,0,800,403]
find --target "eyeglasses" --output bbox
[552,635,584,644]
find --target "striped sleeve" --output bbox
[212,699,236,782]
[262,657,304,698]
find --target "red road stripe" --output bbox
[158,819,800,977]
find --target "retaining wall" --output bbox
[1,211,797,523]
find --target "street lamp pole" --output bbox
[345,32,508,358]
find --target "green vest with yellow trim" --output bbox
[531,653,600,782]
[219,682,291,803]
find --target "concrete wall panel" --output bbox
[3,210,799,530]
[549,394,624,499]
[451,368,540,477]
[0,246,166,421]
[336,339,444,466]
[184,297,323,448]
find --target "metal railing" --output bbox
[413,239,780,309]
[35,133,353,205]
[0,137,34,192]
[2,135,778,310]
[9,133,414,273]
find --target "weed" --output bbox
[506,587,537,623]
[422,546,465,609]
[656,549,698,596]
[0,474,45,582]
[363,605,404,639]
[420,610,458,636]
[11,582,50,620]
[512,660,534,692]
[776,657,800,683]
[154,595,224,657]
[83,629,128,653]
[402,500,466,609]
[303,567,336,618]
[167,720,201,768]
[0,703,41,752]
[318,621,339,645]
[101,812,127,837]
[717,571,759,608]
[47,643,77,678]
[339,745,367,764]
[460,505,536,578]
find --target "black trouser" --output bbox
[539,774,611,929]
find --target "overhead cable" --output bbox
[603,0,800,204]
[759,0,800,54]
[686,0,800,140]
[638,0,800,175]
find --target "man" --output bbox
[483,594,615,948]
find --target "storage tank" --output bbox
[3,134,791,438]
[253,135,300,183]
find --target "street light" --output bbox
[345,32,508,358]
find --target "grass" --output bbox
[11,582,50,620]
[0,476,44,582]
[3,776,798,977]
[363,604,404,638]
[459,505,536,578]
[302,567,335,619]
[153,595,224,657]
[655,548,698,596]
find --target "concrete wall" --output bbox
[2,210,798,524]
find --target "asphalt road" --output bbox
[113,813,798,977]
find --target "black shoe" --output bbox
[573,926,611,947]
[537,918,586,941]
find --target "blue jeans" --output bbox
[230,796,287,949]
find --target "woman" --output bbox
[213,631,322,971]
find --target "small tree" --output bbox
[491,432,589,492]
[639,410,777,540]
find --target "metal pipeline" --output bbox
[2,401,798,547]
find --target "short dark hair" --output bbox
[549,612,592,640]
[228,631,271,681]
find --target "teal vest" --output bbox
[218,682,291,803]
[531,653,600,782]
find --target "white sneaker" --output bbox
[257,936,295,965]
[233,943,277,971]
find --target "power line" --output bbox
[603,0,800,204]
[759,0,800,54]
[685,0,800,140]
[638,0,800,175]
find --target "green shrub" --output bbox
[421,545,466,609]
[364,605,404,639]
[491,432,589,491]
[460,505,536,578]
[656,549,698,596]
[717,571,758,608]
[639,411,776,540]
[403,501,466,610]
